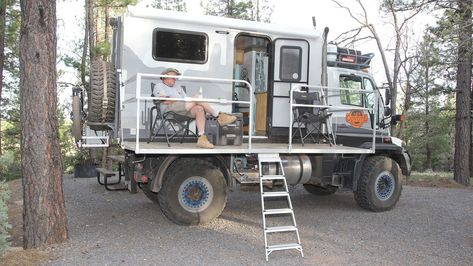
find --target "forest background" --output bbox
[0,0,471,181]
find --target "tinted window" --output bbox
[280,46,302,81]
[340,75,362,106]
[153,29,207,63]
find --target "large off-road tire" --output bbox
[303,184,337,196]
[72,95,82,142]
[88,59,117,128]
[157,158,227,225]
[354,156,402,212]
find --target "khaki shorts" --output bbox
[165,102,194,117]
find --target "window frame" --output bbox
[279,45,303,82]
[339,74,363,107]
[152,28,209,64]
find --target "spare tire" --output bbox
[88,59,117,128]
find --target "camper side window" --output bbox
[153,29,208,64]
[280,46,302,82]
[339,75,362,106]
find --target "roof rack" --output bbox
[327,44,374,70]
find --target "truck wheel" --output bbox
[88,59,117,128]
[303,184,337,196]
[354,156,402,212]
[158,158,227,225]
[72,95,82,142]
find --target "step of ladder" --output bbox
[263,208,293,215]
[261,175,286,181]
[267,243,302,252]
[262,191,289,198]
[265,226,298,233]
[258,153,304,261]
[258,154,282,162]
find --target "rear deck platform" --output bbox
[123,141,374,155]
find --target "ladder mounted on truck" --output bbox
[258,154,304,261]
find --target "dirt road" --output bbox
[43,176,473,265]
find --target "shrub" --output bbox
[0,182,11,257]
[0,151,21,182]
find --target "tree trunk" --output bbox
[81,0,89,85]
[454,0,472,186]
[87,0,95,61]
[424,61,431,170]
[20,0,68,248]
[0,0,7,156]
[103,4,109,61]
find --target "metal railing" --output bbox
[78,135,110,148]
[122,72,254,153]
[288,84,378,153]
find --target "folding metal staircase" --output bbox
[258,153,304,261]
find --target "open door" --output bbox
[233,34,271,136]
[269,39,309,136]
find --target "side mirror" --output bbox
[385,88,392,106]
[391,114,404,125]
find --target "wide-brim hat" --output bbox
[161,67,181,77]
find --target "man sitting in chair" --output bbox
[155,68,237,149]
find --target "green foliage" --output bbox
[0,151,20,182]
[0,182,11,257]
[402,32,455,172]
[94,41,111,59]
[202,0,273,22]
[151,0,187,11]
[57,105,79,174]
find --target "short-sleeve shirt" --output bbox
[154,82,187,98]
[153,82,188,114]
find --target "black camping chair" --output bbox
[292,90,335,146]
[148,82,197,147]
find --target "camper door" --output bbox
[270,39,309,132]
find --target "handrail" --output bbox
[289,84,377,153]
[129,73,254,153]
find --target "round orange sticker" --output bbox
[346,110,368,128]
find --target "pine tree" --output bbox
[202,0,273,22]
[152,0,187,11]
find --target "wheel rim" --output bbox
[374,171,395,201]
[178,176,213,213]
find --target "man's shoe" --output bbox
[217,112,237,126]
[197,135,214,149]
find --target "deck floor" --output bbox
[123,141,373,155]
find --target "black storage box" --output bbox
[205,113,243,146]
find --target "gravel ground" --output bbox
[47,175,473,266]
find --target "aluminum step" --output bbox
[262,191,289,197]
[261,175,286,181]
[265,226,298,233]
[266,243,303,252]
[258,154,282,162]
[263,208,293,215]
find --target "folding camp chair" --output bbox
[292,90,335,146]
[147,82,197,146]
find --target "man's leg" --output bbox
[186,101,236,126]
[190,105,206,134]
[190,105,214,149]
[186,102,218,117]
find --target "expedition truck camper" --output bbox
[72,6,411,260]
